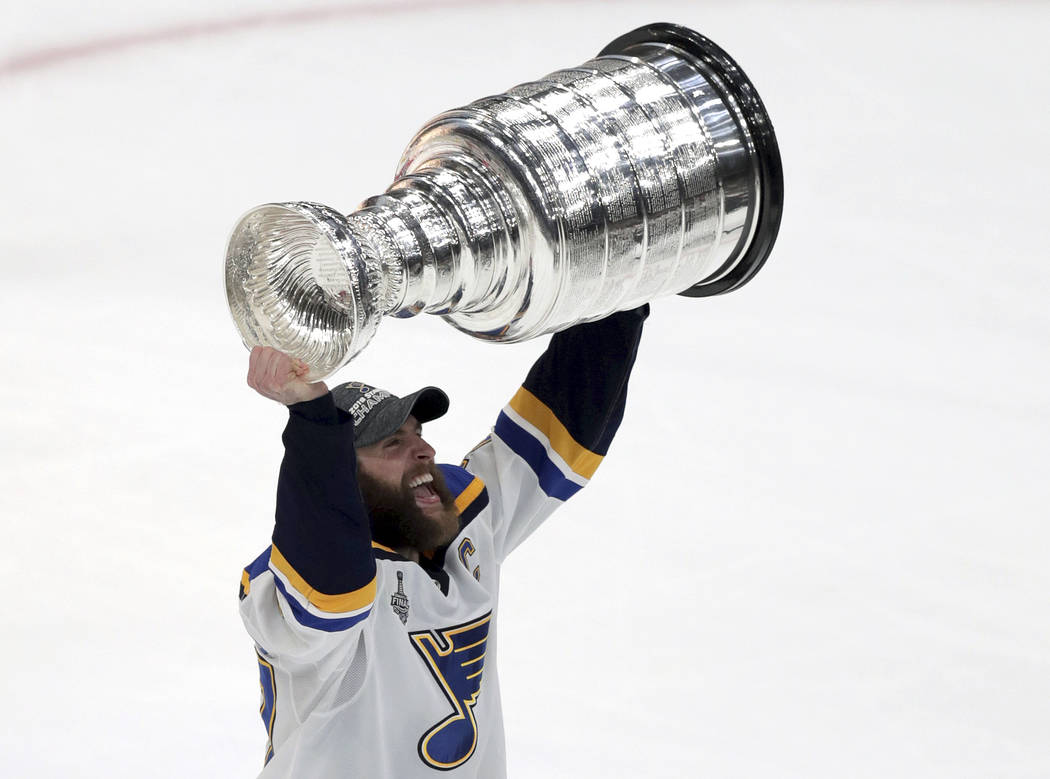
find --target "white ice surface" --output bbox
[1,1,1048,776]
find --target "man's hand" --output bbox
[247,346,329,406]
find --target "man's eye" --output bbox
[384,438,400,448]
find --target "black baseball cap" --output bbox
[331,381,449,448]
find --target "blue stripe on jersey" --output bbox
[493,411,583,501]
[458,487,489,525]
[240,547,273,600]
[438,463,475,496]
[438,463,489,530]
[271,574,372,632]
[246,547,272,579]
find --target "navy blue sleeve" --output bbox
[271,393,376,597]
[522,304,648,456]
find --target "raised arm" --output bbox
[462,305,648,558]
[244,347,377,639]
[512,304,649,468]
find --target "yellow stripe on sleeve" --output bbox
[269,545,376,614]
[508,387,604,479]
[241,569,251,596]
[454,476,485,514]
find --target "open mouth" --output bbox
[408,472,441,506]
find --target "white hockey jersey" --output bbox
[239,308,646,777]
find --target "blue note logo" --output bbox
[256,651,276,766]
[409,612,491,770]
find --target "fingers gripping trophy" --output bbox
[224,23,784,380]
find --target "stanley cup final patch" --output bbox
[391,571,410,624]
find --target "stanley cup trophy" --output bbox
[225,23,784,380]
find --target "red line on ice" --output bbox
[0,0,496,78]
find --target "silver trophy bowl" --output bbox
[225,23,784,380]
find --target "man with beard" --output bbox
[238,306,647,778]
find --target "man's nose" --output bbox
[413,436,436,460]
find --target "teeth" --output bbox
[408,474,434,488]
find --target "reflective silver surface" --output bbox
[225,23,783,379]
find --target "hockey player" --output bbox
[239,306,647,777]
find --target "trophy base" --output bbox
[600,23,784,298]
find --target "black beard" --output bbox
[357,463,460,553]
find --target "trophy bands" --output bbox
[225,23,784,380]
